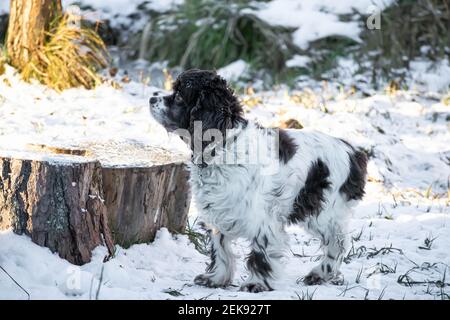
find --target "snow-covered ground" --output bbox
[0,58,449,299]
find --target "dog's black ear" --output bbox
[193,89,233,134]
[187,72,246,164]
[192,72,244,132]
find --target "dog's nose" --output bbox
[149,97,158,105]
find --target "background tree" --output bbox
[7,0,62,70]
[5,0,107,91]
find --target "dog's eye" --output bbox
[175,93,183,104]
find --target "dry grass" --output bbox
[289,89,323,110]
[0,49,6,76]
[163,68,173,91]
[241,86,262,109]
[442,92,450,106]
[21,14,108,92]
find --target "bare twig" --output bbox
[95,265,105,300]
[0,265,30,300]
[377,286,387,300]
[355,265,364,284]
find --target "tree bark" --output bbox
[0,156,114,265]
[7,0,62,70]
[102,164,191,247]
[0,150,191,265]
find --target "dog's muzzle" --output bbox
[149,91,163,108]
[149,92,165,113]
[149,91,173,130]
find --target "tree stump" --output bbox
[0,144,191,265]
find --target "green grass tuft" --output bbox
[140,0,300,81]
[184,218,210,256]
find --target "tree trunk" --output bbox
[7,0,62,70]
[0,147,191,265]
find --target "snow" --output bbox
[0,1,183,31]
[0,2,7,15]
[409,59,450,93]
[0,228,205,299]
[62,0,183,15]
[286,55,311,68]
[217,60,250,82]
[246,0,395,49]
[62,0,184,31]
[63,0,183,15]
[0,58,449,299]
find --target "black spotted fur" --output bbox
[289,159,331,223]
[340,150,368,201]
[278,129,298,164]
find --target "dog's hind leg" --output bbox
[194,230,235,288]
[240,223,288,293]
[303,209,349,286]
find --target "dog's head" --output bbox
[149,69,245,137]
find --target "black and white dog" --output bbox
[149,69,367,292]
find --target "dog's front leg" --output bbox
[194,229,235,288]
[240,224,287,293]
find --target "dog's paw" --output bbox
[240,282,271,293]
[194,274,227,288]
[329,272,344,286]
[303,272,326,286]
